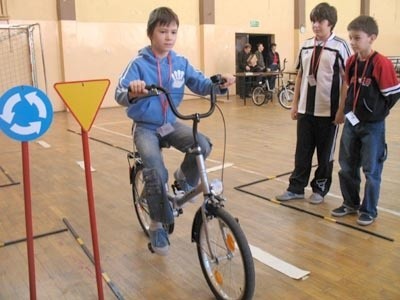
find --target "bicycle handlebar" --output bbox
[128,74,226,121]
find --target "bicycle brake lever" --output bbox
[145,85,160,95]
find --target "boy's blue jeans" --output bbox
[134,122,212,222]
[338,120,387,218]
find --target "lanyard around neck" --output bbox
[352,51,374,112]
[311,38,327,76]
[154,53,172,122]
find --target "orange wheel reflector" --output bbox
[214,270,223,285]
[226,234,236,252]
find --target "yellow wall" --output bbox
[212,0,296,72]
[370,0,400,56]
[2,0,400,111]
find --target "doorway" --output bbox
[235,33,274,95]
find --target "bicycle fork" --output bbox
[189,146,227,262]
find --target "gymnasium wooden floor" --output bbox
[1,93,399,299]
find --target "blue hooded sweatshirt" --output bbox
[115,46,218,130]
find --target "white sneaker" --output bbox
[309,193,324,204]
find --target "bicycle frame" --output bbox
[132,82,226,230]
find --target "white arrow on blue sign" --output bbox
[0,85,53,142]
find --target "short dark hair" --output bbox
[347,15,379,36]
[244,43,251,50]
[270,43,277,49]
[147,7,179,38]
[310,2,337,30]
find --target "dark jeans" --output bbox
[134,122,212,222]
[338,120,386,218]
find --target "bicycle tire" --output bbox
[131,166,175,236]
[196,206,255,300]
[278,88,294,109]
[131,165,151,236]
[252,86,266,106]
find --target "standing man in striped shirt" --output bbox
[276,2,351,204]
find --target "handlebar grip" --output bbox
[127,84,156,93]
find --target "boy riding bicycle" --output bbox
[115,7,234,255]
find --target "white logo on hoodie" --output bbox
[171,70,185,88]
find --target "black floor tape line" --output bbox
[0,165,20,188]
[68,129,394,242]
[0,228,68,247]
[63,218,125,300]
[67,129,130,153]
[234,176,394,242]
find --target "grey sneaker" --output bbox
[357,213,375,226]
[275,191,304,201]
[309,193,324,204]
[331,205,358,217]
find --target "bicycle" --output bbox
[127,75,255,300]
[252,58,295,109]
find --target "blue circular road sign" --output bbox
[0,85,53,142]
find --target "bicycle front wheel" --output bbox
[278,88,294,109]
[252,86,266,106]
[196,207,255,300]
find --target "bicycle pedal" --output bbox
[173,180,184,191]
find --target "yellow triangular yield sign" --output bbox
[54,79,110,131]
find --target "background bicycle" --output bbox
[252,58,295,109]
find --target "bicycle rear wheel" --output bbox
[252,86,266,106]
[196,207,255,300]
[278,88,294,109]
[131,165,175,236]
[131,165,151,236]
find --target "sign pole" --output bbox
[53,79,110,298]
[1,85,53,299]
[81,129,104,300]
[21,141,37,300]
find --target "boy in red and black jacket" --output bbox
[331,15,400,225]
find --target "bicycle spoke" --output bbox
[197,208,254,299]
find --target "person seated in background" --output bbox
[266,43,281,90]
[237,43,252,72]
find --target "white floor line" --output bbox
[76,161,96,172]
[36,140,51,148]
[376,206,400,217]
[88,126,400,217]
[274,178,400,217]
[250,244,310,280]
[231,165,266,177]
[92,125,132,139]
[206,163,234,173]
[93,120,131,126]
